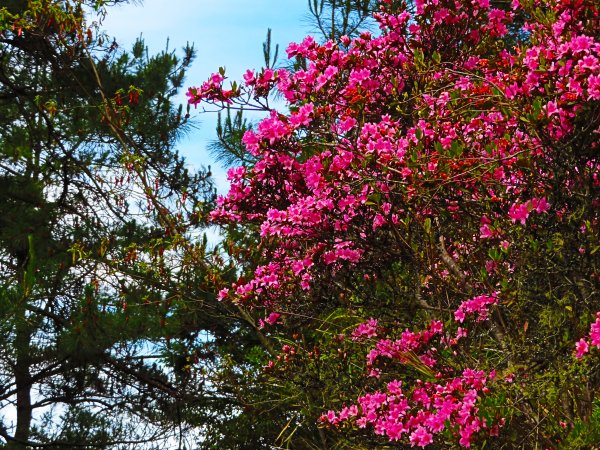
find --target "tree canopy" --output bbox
[0,1,243,447]
[2,0,599,448]
[188,0,600,447]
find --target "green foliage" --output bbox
[0,1,248,448]
[209,107,254,167]
[307,0,377,41]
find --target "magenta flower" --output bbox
[590,313,600,347]
[575,338,589,358]
[409,426,433,447]
[508,202,530,225]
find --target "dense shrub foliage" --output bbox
[189,0,600,447]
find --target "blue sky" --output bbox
[102,0,311,193]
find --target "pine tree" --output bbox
[0,1,235,447]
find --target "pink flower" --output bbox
[210,72,224,84]
[352,318,378,340]
[546,101,560,117]
[243,69,256,85]
[263,312,281,327]
[455,294,498,323]
[530,197,550,213]
[588,74,600,100]
[338,116,357,133]
[385,421,406,440]
[480,223,494,239]
[349,68,371,86]
[590,313,600,347]
[217,288,229,301]
[373,214,386,230]
[387,380,403,395]
[508,202,530,225]
[290,103,315,128]
[433,8,450,23]
[575,338,589,358]
[499,240,510,251]
[410,426,433,447]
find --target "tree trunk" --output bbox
[8,262,33,449]
[9,315,32,449]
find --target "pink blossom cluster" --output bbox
[320,369,498,448]
[258,312,281,329]
[351,318,379,340]
[507,198,551,225]
[320,319,501,448]
[454,294,498,323]
[195,0,599,310]
[187,71,236,105]
[575,312,600,358]
[322,319,498,447]
[362,320,445,374]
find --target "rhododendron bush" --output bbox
[189,0,599,447]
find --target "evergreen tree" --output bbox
[0,1,241,447]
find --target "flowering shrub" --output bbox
[576,312,600,358]
[190,0,600,447]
